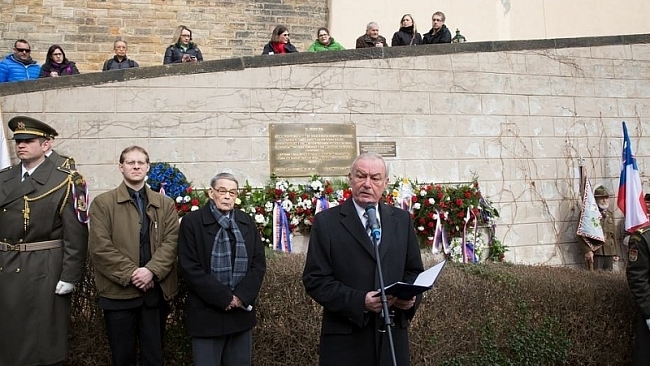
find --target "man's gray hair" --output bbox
[210,172,239,189]
[350,152,388,177]
[366,22,379,30]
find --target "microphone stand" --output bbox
[371,232,398,366]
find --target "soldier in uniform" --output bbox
[626,219,650,365]
[0,116,88,366]
[578,186,619,271]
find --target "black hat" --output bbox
[8,116,59,140]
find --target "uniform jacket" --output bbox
[391,27,423,46]
[262,42,299,55]
[578,209,618,256]
[303,199,424,366]
[0,158,88,365]
[355,34,388,48]
[0,54,41,82]
[178,204,266,337]
[89,182,179,300]
[307,38,345,52]
[422,25,452,44]
[627,227,650,317]
[163,43,203,64]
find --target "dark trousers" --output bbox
[104,303,168,366]
[633,314,650,366]
[192,329,253,366]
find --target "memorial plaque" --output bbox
[359,141,397,157]
[270,123,356,177]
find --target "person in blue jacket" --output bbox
[0,39,41,83]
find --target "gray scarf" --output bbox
[209,201,248,291]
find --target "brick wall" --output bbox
[0,0,328,72]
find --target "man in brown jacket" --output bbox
[0,116,88,366]
[355,22,388,48]
[89,145,179,366]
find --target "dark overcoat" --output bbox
[303,199,424,366]
[178,205,266,337]
[0,158,88,365]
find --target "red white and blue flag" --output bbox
[617,122,648,233]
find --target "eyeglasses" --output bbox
[432,18,443,22]
[16,48,31,53]
[51,53,63,56]
[214,188,238,197]
[281,33,290,37]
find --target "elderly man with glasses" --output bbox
[0,39,41,82]
[178,172,266,366]
[422,11,452,44]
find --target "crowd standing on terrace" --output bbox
[0,11,454,83]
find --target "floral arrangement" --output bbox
[237,174,350,248]
[384,177,504,262]
[148,163,506,262]
[147,163,209,217]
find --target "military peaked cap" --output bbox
[593,186,610,198]
[8,116,59,140]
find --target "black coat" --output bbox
[39,61,79,77]
[262,42,298,55]
[303,200,424,366]
[391,26,422,46]
[178,205,266,337]
[422,24,452,44]
[163,43,203,64]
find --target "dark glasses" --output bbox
[16,48,31,53]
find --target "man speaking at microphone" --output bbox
[303,152,424,366]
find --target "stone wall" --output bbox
[0,0,327,71]
[1,35,650,266]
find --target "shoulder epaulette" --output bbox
[636,227,649,235]
[57,166,73,174]
[0,165,13,174]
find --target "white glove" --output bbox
[646,319,650,332]
[55,280,75,295]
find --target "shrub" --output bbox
[67,255,636,365]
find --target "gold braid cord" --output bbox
[22,176,72,232]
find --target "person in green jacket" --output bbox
[307,27,345,52]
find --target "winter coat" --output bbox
[178,205,266,337]
[102,56,139,71]
[39,61,80,78]
[391,26,423,46]
[163,43,203,64]
[0,54,40,82]
[422,24,452,44]
[355,34,388,48]
[88,182,179,301]
[308,38,346,52]
[262,42,299,55]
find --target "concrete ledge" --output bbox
[1,33,648,97]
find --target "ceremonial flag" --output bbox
[576,177,605,247]
[617,122,648,232]
[0,111,11,169]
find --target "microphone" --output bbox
[365,204,381,241]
